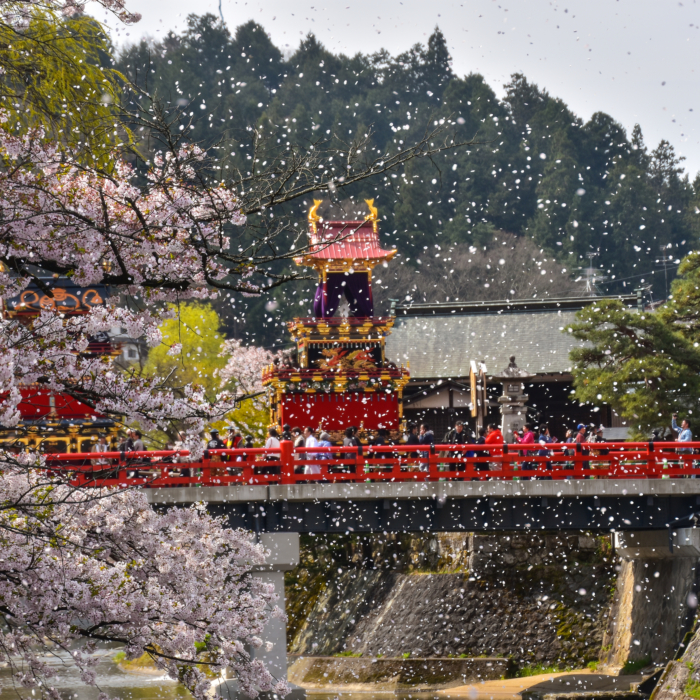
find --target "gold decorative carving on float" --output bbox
[10,287,105,315]
[315,348,377,372]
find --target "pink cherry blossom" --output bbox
[219,339,282,396]
[0,466,288,700]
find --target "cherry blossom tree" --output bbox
[0,462,285,700]
[0,100,463,435]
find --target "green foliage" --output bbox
[141,302,269,442]
[587,660,599,671]
[685,679,700,700]
[225,399,269,442]
[334,651,362,657]
[0,9,127,167]
[661,251,700,340]
[143,302,269,443]
[116,16,700,346]
[142,302,227,398]
[517,663,561,677]
[568,298,700,438]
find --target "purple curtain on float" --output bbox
[313,272,373,318]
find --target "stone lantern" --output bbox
[492,355,534,441]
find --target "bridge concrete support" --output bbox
[600,530,700,672]
[218,533,305,700]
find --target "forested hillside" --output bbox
[118,16,700,346]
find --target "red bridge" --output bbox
[42,440,700,488]
[37,442,700,534]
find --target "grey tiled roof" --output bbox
[386,309,586,379]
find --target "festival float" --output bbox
[0,276,121,453]
[262,200,410,442]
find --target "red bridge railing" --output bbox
[34,441,700,488]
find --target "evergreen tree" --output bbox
[569,299,700,438]
[114,16,700,345]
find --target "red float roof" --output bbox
[297,220,396,272]
[310,222,394,259]
[16,387,102,421]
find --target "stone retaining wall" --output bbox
[287,532,615,666]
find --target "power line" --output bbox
[605,263,680,286]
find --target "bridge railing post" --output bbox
[646,441,657,479]
[573,443,584,479]
[280,440,294,483]
[501,444,511,480]
[428,445,438,479]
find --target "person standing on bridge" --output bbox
[206,429,226,479]
[119,429,134,452]
[514,424,536,479]
[225,426,242,451]
[91,433,111,468]
[672,414,693,445]
[573,424,591,473]
[318,431,333,462]
[206,429,225,451]
[404,423,420,458]
[132,431,147,454]
[342,427,361,473]
[303,427,321,475]
[418,424,434,472]
[484,424,504,473]
[445,420,473,472]
[292,427,305,473]
[445,420,472,447]
[264,427,281,451]
[672,415,694,473]
[419,424,434,445]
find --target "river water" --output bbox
[0,651,414,700]
[0,649,190,700]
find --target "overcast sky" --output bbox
[103,0,700,175]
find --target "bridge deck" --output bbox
[146,479,700,534]
[146,478,700,505]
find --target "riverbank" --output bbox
[113,651,166,676]
[288,656,513,692]
[441,670,645,700]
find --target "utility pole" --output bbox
[655,245,676,301]
[580,253,607,296]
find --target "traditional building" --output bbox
[262,200,409,442]
[386,295,638,441]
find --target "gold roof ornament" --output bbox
[308,199,323,234]
[364,199,379,232]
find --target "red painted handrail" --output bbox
[28,440,700,488]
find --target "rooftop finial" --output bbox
[308,199,322,233]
